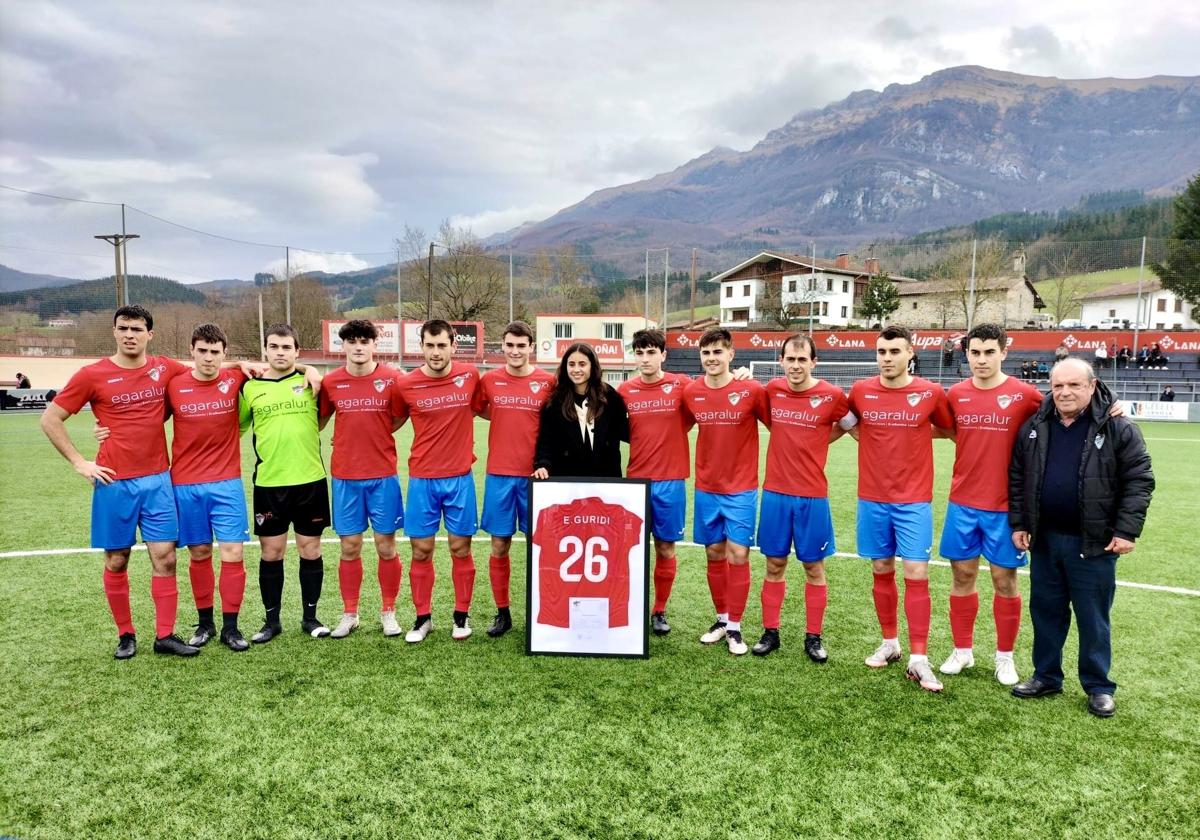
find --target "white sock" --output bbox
[726,620,741,632]
[717,612,729,624]
[883,637,899,649]
[908,653,928,664]
[995,650,1013,660]
[955,647,973,656]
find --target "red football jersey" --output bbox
[318,365,405,480]
[168,369,246,485]
[763,378,849,498]
[52,355,188,479]
[534,497,643,629]
[682,378,769,494]
[395,362,479,479]
[618,373,692,481]
[473,367,554,476]
[947,377,1044,511]
[847,376,953,504]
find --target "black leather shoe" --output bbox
[486,608,512,638]
[1011,677,1062,699]
[114,632,137,660]
[220,626,250,652]
[651,611,671,636]
[1087,693,1116,718]
[804,632,829,664]
[153,634,201,657]
[752,629,781,657]
[188,623,217,647]
[251,622,283,644]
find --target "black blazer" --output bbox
[533,384,629,478]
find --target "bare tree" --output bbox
[1036,242,1089,322]
[431,221,508,325]
[928,238,1009,327]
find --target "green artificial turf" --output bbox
[1,413,1197,839]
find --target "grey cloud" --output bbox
[1005,25,1064,63]
[871,16,924,41]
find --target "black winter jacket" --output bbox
[533,385,629,478]
[1008,379,1154,557]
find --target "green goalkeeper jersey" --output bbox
[239,371,326,487]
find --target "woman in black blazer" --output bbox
[533,342,629,479]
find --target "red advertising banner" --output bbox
[555,338,625,362]
[666,329,1200,354]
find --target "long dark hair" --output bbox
[552,342,607,422]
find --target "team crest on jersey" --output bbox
[907,392,921,406]
[292,384,305,395]
[453,375,466,388]
[662,383,674,394]
[530,381,543,394]
[997,394,1012,409]
[809,393,832,408]
[728,391,742,406]
[217,379,232,394]
[373,379,386,393]
[147,365,163,382]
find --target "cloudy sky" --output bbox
[2,0,1198,281]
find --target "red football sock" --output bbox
[410,561,435,615]
[488,555,511,609]
[218,561,245,615]
[706,558,728,614]
[150,575,178,640]
[760,579,786,630]
[904,577,931,655]
[994,593,1023,653]
[652,556,677,613]
[339,557,364,613]
[452,554,475,613]
[804,582,828,635]
[377,555,402,612]
[103,568,134,636]
[189,557,215,610]
[949,592,979,649]
[726,562,751,622]
[871,571,899,638]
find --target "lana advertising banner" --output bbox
[322,320,484,359]
[666,329,1200,354]
[527,478,650,659]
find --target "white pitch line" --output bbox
[3,539,1197,598]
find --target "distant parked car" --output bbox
[1024,314,1054,330]
[1095,317,1132,330]
[1059,318,1084,329]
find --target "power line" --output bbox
[0,184,122,207]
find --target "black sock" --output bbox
[198,606,214,627]
[298,556,323,621]
[221,611,239,632]
[260,560,284,625]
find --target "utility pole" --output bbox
[285,246,292,325]
[689,248,697,328]
[427,241,435,320]
[509,248,514,324]
[94,233,140,307]
[644,249,650,326]
[120,204,129,306]
[395,243,404,364]
[662,249,670,327]
[966,239,978,331]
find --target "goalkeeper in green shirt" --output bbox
[239,323,331,643]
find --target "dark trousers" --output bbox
[1029,531,1118,695]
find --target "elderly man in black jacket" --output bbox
[1007,357,1154,717]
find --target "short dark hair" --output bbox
[191,323,228,349]
[264,323,299,348]
[631,328,666,352]
[966,322,1007,349]
[338,319,378,342]
[878,325,912,345]
[502,321,534,343]
[114,305,153,330]
[421,319,454,342]
[780,333,817,360]
[698,327,732,349]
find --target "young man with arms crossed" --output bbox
[472,321,554,638]
[848,326,953,692]
[240,324,331,643]
[395,319,481,643]
[318,319,407,639]
[753,334,855,662]
[938,323,1043,686]
[41,305,198,659]
[617,329,692,636]
[682,328,769,656]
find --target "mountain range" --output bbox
[499,65,1200,252]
